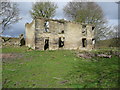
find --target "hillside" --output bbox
[1,46,119,88]
[95,38,120,48]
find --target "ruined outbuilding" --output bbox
[1,34,25,46]
[25,18,95,50]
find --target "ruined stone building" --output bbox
[25,18,95,50]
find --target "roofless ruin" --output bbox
[25,18,95,50]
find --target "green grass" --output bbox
[65,56,119,88]
[1,46,28,53]
[96,38,120,48]
[2,46,119,88]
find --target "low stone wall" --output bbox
[0,34,25,46]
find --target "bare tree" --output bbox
[30,2,57,19]
[0,2,21,34]
[63,1,107,41]
[102,25,120,47]
[111,25,120,47]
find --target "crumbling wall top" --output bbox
[34,17,94,27]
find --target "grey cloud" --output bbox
[2,2,33,37]
[54,2,67,19]
[98,2,118,19]
[17,2,33,16]
[3,13,32,37]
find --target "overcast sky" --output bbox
[2,2,118,37]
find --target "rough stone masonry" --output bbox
[25,18,95,50]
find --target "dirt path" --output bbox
[1,53,18,59]
[1,53,24,62]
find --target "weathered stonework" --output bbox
[25,18,95,50]
[1,34,25,46]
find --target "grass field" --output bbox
[1,46,119,88]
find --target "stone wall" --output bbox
[64,22,82,50]
[25,18,95,50]
[25,20,35,49]
[1,34,25,46]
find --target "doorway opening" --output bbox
[59,37,64,48]
[44,39,49,50]
[82,38,87,47]
[92,27,95,30]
